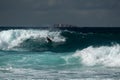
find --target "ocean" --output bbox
[0,26,120,80]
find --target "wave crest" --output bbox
[72,45,120,67]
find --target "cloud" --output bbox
[0,0,120,26]
[0,0,120,12]
[48,0,57,6]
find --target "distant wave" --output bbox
[1,26,120,33]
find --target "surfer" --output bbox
[46,37,52,43]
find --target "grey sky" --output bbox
[0,0,120,27]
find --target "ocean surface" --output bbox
[0,26,120,80]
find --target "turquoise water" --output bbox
[1,51,120,80]
[0,29,120,80]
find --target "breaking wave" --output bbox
[70,44,120,67]
[1,44,120,68]
[0,28,120,52]
[1,27,120,79]
[1,28,120,68]
[0,29,65,51]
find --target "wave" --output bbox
[70,44,120,67]
[0,29,65,51]
[1,45,120,68]
[0,29,120,52]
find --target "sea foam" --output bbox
[72,45,120,67]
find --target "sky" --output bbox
[0,0,120,27]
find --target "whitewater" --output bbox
[0,27,120,80]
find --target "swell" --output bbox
[0,29,120,52]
